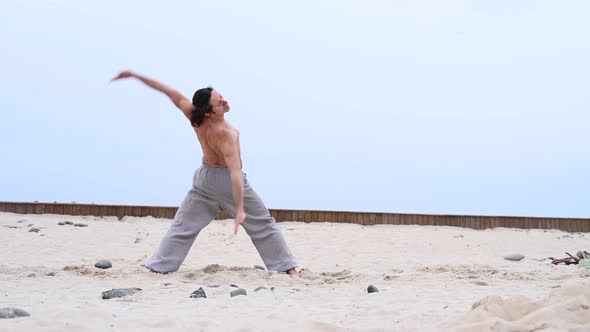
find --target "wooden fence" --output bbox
[0,201,588,232]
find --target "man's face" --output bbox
[209,90,230,114]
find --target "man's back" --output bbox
[195,120,242,169]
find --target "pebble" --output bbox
[58,221,74,226]
[190,287,207,299]
[27,273,36,278]
[503,253,525,261]
[134,238,142,243]
[207,285,221,288]
[0,307,30,319]
[270,287,275,292]
[46,272,56,276]
[95,260,113,269]
[230,288,247,297]
[254,265,265,270]
[74,223,88,227]
[229,284,239,288]
[254,286,268,292]
[28,228,41,233]
[101,288,142,299]
[471,281,488,286]
[367,285,379,293]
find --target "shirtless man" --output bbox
[111,70,298,275]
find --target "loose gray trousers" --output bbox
[146,164,297,273]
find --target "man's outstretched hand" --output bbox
[111,70,136,82]
[234,210,246,235]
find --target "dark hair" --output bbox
[191,87,214,127]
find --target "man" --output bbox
[111,70,298,275]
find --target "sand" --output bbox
[1,212,590,331]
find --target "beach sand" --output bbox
[1,212,590,331]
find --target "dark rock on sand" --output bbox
[367,285,379,293]
[254,286,268,292]
[58,221,74,225]
[471,281,488,286]
[102,288,142,299]
[229,284,239,288]
[95,260,113,269]
[0,307,30,319]
[207,285,221,288]
[254,265,265,270]
[503,253,525,261]
[190,287,207,299]
[230,288,247,297]
[74,223,88,227]
[28,228,41,233]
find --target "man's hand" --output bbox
[111,70,136,82]
[234,209,246,235]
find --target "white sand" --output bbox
[1,212,590,331]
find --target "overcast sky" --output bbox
[1,1,588,218]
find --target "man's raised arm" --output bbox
[111,70,194,119]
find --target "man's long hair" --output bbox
[191,87,214,127]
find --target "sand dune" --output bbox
[2,212,590,331]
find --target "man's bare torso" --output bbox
[195,121,242,168]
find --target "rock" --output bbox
[230,288,247,297]
[0,307,30,319]
[28,228,41,233]
[3,226,20,229]
[46,272,56,276]
[503,253,525,261]
[95,260,112,269]
[254,286,268,292]
[27,273,36,277]
[270,287,275,292]
[58,221,74,225]
[162,282,173,286]
[471,281,488,286]
[74,223,88,227]
[229,284,239,288]
[101,288,142,299]
[206,285,221,288]
[254,265,265,270]
[367,285,379,293]
[190,287,207,299]
[134,238,142,243]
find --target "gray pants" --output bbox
[146,165,297,273]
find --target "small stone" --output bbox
[28,228,41,233]
[162,282,173,286]
[0,307,30,319]
[207,285,221,288]
[367,285,379,293]
[471,281,488,286]
[254,286,268,292]
[230,288,247,297]
[27,273,36,278]
[46,272,56,276]
[101,288,142,299]
[254,265,265,270]
[578,259,590,268]
[74,223,88,227]
[503,253,525,261]
[134,238,142,243]
[58,221,74,226]
[190,287,207,299]
[3,226,20,229]
[95,260,113,269]
[270,287,275,292]
[17,220,25,223]
[229,284,239,288]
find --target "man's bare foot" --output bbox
[285,268,299,276]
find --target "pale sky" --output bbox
[1,1,588,218]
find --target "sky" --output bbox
[1,1,588,218]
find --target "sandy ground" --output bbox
[1,212,590,331]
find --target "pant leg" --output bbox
[220,176,298,272]
[146,186,220,273]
